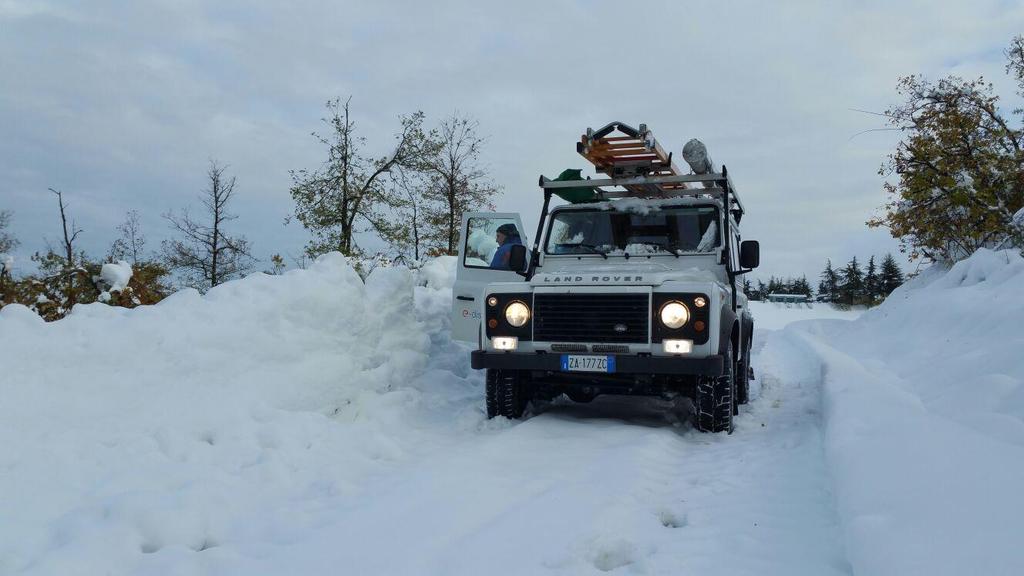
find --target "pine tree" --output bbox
[879,253,905,297]
[742,277,752,295]
[840,256,865,305]
[792,275,813,298]
[819,259,839,303]
[864,255,880,304]
[756,279,767,301]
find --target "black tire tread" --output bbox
[737,339,751,405]
[695,343,734,433]
[485,369,500,418]
[485,369,527,419]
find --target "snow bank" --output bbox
[0,253,482,575]
[787,248,1024,576]
[416,255,457,292]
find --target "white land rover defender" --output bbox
[450,122,759,433]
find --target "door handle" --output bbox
[456,295,475,301]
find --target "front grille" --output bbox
[534,293,649,343]
[592,344,630,353]
[550,343,588,352]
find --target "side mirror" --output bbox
[509,244,528,273]
[739,240,760,269]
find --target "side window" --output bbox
[464,216,523,269]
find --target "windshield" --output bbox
[545,206,720,256]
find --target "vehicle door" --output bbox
[450,212,528,343]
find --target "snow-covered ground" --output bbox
[791,249,1024,576]
[1,250,1021,575]
[747,300,863,330]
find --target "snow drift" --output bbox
[776,248,1024,576]
[0,254,481,575]
[3,247,1023,575]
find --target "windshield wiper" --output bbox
[573,243,609,259]
[555,243,609,259]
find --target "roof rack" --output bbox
[539,122,745,220]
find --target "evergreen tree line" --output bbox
[817,254,905,305]
[743,254,905,306]
[742,275,814,301]
[0,99,498,321]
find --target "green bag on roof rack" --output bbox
[550,169,599,204]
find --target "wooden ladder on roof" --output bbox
[576,121,688,194]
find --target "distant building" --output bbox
[766,293,810,304]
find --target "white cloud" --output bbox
[1,0,1021,280]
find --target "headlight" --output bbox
[659,301,689,329]
[504,301,530,327]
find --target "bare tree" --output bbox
[379,166,426,263]
[47,188,86,307]
[162,161,254,290]
[108,209,146,265]
[0,210,17,254]
[420,114,498,255]
[288,97,433,257]
[0,210,18,296]
[401,181,424,262]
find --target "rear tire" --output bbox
[695,342,735,433]
[485,369,528,419]
[736,339,751,405]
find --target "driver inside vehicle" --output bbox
[490,223,523,269]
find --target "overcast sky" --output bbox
[3,0,1023,282]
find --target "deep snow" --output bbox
[1,250,1021,575]
[784,249,1024,576]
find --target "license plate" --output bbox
[561,355,616,373]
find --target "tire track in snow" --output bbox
[245,326,852,576]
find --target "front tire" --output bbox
[485,369,528,419]
[566,389,596,404]
[695,342,735,433]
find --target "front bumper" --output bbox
[471,351,724,376]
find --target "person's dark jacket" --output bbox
[490,236,523,269]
